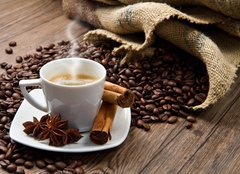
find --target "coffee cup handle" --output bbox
[19,79,48,112]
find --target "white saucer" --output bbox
[10,89,131,153]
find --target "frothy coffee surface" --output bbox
[49,73,97,86]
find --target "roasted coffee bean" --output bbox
[24,161,34,169]
[186,116,196,123]
[12,93,21,100]
[0,154,5,160]
[1,116,9,124]
[145,104,156,111]
[6,163,17,172]
[55,161,67,170]
[167,116,178,124]
[5,47,13,54]
[5,82,13,89]
[187,98,195,106]
[185,122,193,129]
[9,41,17,47]
[15,158,25,165]
[36,159,46,169]
[163,104,171,110]
[16,56,23,63]
[46,164,57,172]
[12,153,21,159]
[5,146,13,159]
[0,159,10,169]
[36,46,43,52]
[0,91,5,99]
[0,145,7,153]
[159,115,168,122]
[44,157,54,164]
[15,167,25,174]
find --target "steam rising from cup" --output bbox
[66,20,78,57]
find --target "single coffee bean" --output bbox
[30,65,38,71]
[46,164,57,172]
[1,116,9,124]
[9,41,17,47]
[163,104,171,110]
[145,104,156,111]
[24,161,34,169]
[0,159,10,169]
[0,154,5,160]
[44,157,54,164]
[36,159,46,169]
[160,115,168,122]
[185,122,193,129]
[187,98,195,106]
[36,46,43,52]
[182,85,190,92]
[55,161,67,170]
[186,116,196,123]
[179,110,188,117]
[5,82,13,89]
[16,56,23,63]
[167,116,178,124]
[0,91,5,99]
[15,158,25,165]
[167,80,177,86]
[15,167,25,174]
[12,153,21,159]
[173,87,182,94]
[0,145,7,153]
[6,163,17,172]
[12,93,21,100]
[5,146,13,159]
[5,47,13,54]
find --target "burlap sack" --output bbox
[95,0,240,19]
[62,0,240,110]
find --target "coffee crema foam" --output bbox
[49,73,97,86]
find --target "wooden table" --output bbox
[1,1,240,173]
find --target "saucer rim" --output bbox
[10,89,131,153]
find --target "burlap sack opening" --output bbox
[62,0,240,110]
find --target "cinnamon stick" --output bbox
[90,102,117,145]
[102,81,135,108]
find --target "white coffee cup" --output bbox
[19,58,106,132]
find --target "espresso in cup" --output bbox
[49,73,98,86]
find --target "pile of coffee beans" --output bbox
[73,41,209,130]
[0,39,209,173]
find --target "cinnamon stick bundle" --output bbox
[90,102,117,145]
[102,81,135,108]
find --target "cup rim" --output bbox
[39,57,106,88]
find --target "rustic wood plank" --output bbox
[0,0,63,42]
[1,0,240,174]
[82,123,184,174]
[0,17,91,74]
[139,72,240,174]
[177,77,240,174]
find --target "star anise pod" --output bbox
[64,128,82,144]
[23,114,49,137]
[39,114,68,146]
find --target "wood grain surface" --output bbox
[1,1,240,174]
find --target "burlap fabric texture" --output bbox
[62,0,240,110]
